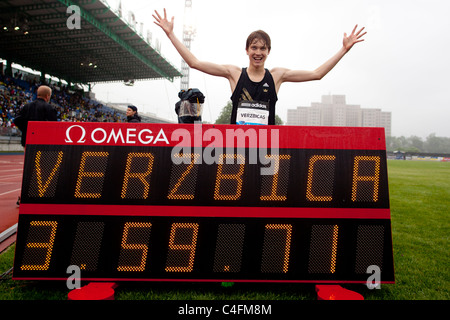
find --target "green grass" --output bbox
[1,160,449,300]
[376,160,450,300]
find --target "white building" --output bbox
[286,95,391,136]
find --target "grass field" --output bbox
[1,160,448,300]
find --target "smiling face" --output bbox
[245,30,271,69]
[246,39,270,68]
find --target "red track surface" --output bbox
[0,154,23,234]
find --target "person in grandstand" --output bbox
[126,105,141,123]
[15,85,57,147]
[153,9,366,125]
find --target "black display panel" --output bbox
[13,122,394,283]
[14,215,393,282]
[18,145,389,208]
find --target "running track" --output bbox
[0,153,23,251]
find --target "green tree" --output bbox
[386,134,450,154]
[215,101,233,124]
[274,115,283,125]
[425,133,450,153]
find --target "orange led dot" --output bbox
[306,155,336,202]
[262,224,292,273]
[330,225,339,274]
[34,151,64,197]
[117,222,152,272]
[214,154,245,201]
[121,152,155,199]
[21,221,58,271]
[260,154,291,201]
[165,223,199,272]
[351,156,380,202]
[74,151,109,198]
[167,153,200,200]
[308,224,340,274]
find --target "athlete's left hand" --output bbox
[343,25,366,51]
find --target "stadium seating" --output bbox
[0,73,126,135]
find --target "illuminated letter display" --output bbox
[13,122,394,283]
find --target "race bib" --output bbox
[236,101,269,125]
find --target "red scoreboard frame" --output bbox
[13,122,394,283]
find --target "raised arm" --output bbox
[271,25,366,90]
[153,9,241,86]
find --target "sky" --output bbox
[92,0,450,138]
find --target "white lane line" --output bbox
[0,188,21,197]
[0,174,23,180]
[0,223,18,242]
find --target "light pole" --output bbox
[180,0,196,91]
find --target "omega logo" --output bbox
[64,125,169,145]
[65,125,86,143]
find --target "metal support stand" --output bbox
[315,285,364,300]
[68,282,118,300]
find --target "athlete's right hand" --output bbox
[153,9,174,36]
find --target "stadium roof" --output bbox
[0,0,182,84]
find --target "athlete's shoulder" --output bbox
[268,67,290,85]
[224,64,243,74]
[269,67,289,76]
[223,64,243,81]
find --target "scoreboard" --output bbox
[13,122,394,283]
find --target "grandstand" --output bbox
[0,0,181,138]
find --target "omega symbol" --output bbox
[65,125,86,143]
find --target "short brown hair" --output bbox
[246,30,271,51]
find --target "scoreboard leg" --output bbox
[67,282,119,300]
[315,285,364,300]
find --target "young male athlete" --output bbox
[153,9,366,125]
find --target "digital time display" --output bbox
[13,122,394,283]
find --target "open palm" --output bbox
[153,9,174,36]
[343,25,366,51]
